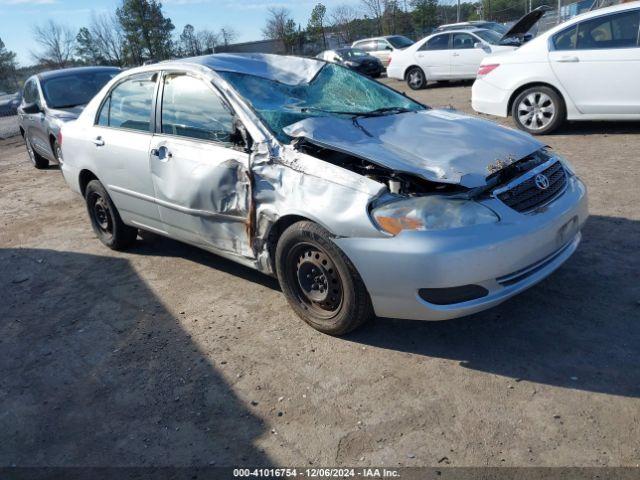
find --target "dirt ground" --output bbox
[1,80,639,468]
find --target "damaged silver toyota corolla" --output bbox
[60,53,588,335]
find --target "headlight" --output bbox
[555,153,576,177]
[371,196,499,235]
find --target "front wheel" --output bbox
[275,221,373,335]
[511,86,565,135]
[406,67,427,90]
[24,135,48,169]
[85,180,138,250]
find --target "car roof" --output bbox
[162,53,326,86]
[431,28,487,35]
[36,66,121,82]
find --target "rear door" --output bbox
[450,32,486,78]
[91,71,163,232]
[548,9,640,115]
[415,34,451,78]
[149,71,253,256]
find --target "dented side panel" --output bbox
[149,134,254,257]
[249,143,387,273]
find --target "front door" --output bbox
[549,9,640,114]
[450,33,486,78]
[149,72,253,257]
[91,71,163,232]
[416,33,451,79]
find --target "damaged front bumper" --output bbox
[334,175,588,321]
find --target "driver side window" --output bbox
[161,73,235,143]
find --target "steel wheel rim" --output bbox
[408,70,422,88]
[90,193,113,237]
[286,242,344,319]
[517,92,555,131]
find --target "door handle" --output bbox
[452,53,460,56]
[91,136,105,147]
[557,56,579,63]
[151,146,172,160]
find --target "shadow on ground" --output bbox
[347,215,640,398]
[0,247,272,466]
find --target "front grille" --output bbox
[496,161,567,213]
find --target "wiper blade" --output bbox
[298,106,416,117]
[354,106,415,117]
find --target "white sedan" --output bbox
[472,1,640,134]
[387,28,517,89]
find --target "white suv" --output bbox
[472,2,640,134]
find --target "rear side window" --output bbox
[97,73,156,132]
[552,25,578,50]
[421,34,450,50]
[576,10,640,49]
[23,79,39,104]
[161,73,235,143]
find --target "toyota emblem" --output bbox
[534,173,550,190]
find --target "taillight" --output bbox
[57,130,63,147]
[477,64,499,77]
[388,56,392,66]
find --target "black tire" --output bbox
[511,86,565,135]
[275,221,373,335]
[85,179,138,250]
[406,66,427,90]
[24,135,48,169]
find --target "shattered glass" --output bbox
[219,64,424,142]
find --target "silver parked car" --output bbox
[18,66,120,169]
[60,53,588,335]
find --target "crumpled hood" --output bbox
[47,105,85,121]
[284,109,545,188]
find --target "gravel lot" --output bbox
[1,80,639,467]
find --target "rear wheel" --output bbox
[511,86,565,135]
[24,135,48,169]
[406,67,427,90]
[275,221,373,335]
[85,179,138,250]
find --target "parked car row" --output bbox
[15,51,588,335]
[17,66,120,168]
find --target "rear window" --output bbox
[387,36,414,49]
[41,70,118,109]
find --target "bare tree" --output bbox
[262,7,292,40]
[330,4,359,44]
[360,0,384,34]
[197,29,220,53]
[90,12,126,66]
[32,20,76,68]
[219,26,238,46]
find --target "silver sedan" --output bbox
[59,53,588,335]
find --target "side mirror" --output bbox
[385,46,393,51]
[474,42,491,52]
[22,102,42,114]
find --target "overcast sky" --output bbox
[0,0,364,66]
